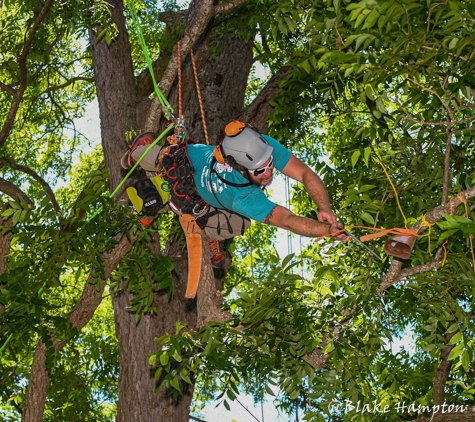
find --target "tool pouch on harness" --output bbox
[126,176,170,215]
[159,139,209,222]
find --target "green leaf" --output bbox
[360,212,375,225]
[422,344,436,352]
[446,323,459,333]
[438,229,459,243]
[265,384,275,396]
[351,150,361,167]
[462,350,470,371]
[363,147,371,166]
[449,331,462,345]
[364,10,380,29]
[159,352,169,366]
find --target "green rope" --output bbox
[0,333,13,354]
[127,0,173,118]
[110,122,174,198]
[2,3,179,358]
[90,122,174,220]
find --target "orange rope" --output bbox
[190,48,209,145]
[177,40,183,118]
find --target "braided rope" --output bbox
[190,48,209,145]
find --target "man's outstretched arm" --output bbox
[281,155,336,223]
[263,205,345,239]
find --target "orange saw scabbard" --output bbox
[178,214,202,299]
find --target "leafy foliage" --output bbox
[1,0,475,421]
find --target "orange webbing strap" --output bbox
[179,214,203,299]
[190,48,209,145]
[357,226,418,242]
[315,226,418,242]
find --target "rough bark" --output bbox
[240,66,291,134]
[22,342,49,422]
[433,330,457,406]
[113,235,196,422]
[182,33,254,145]
[22,232,137,421]
[89,0,138,192]
[413,405,475,422]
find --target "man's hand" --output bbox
[318,210,337,224]
[330,221,350,242]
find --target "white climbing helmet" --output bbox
[221,121,273,169]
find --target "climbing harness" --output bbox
[157,139,209,219]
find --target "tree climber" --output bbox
[121,121,349,268]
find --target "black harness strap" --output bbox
[160,139,207,215]
[208,156,252,209]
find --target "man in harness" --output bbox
[121,121,348,269]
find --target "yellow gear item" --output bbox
[150,175,171,204]
[126,176,170,214]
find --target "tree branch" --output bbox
[378,185,475,291]
[239,67,291,133]
[433,328,457,405]
[23,231,139,420]
[399,248,444,279]
[0,0,54,148]
[43,76,95,94]
[0,157,60,213]
[213,0,249,16]
[0,177,32,206]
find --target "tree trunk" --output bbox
[0,209,12,315]
[113,233,196,421]
[89,1,268,420]
[89,0,138,191]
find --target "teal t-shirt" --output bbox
[187,135,291,222]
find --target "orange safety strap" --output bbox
[316,226,418,243]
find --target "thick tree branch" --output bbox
[412,405,475,422]
[0,0,54,148]
[0,157,60,213]
[0,177,32,206]
[0,208,13,316]
[145,0,250,131]
[23,231,138,421]
[213,0,249,16]
[378,185,475,292]
[240,67,291,133]
[433,329,457,405]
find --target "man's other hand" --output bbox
[330,222,350,242]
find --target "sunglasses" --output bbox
[251,156,274,176]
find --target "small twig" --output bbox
[235,397,261,421]
[189,415,208,422]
